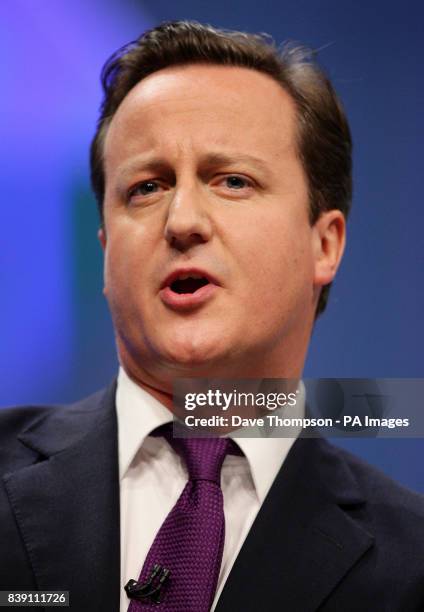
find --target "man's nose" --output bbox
[164,184,213,251]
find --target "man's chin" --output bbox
[151,321,227,363]
[160,342,226,372]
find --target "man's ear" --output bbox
[98,227,106,251]
[312,210,346,287]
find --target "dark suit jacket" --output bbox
[1,381,424,611]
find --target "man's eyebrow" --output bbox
[115,156,171,181]
[199,152,270,174]
[114,152,272,183]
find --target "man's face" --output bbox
[101,64,343,385]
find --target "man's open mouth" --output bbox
[159,269,219,308]
[170,275,210,294]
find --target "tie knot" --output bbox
[154,424,242,484]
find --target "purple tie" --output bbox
[126,425,242,612]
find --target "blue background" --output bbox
[1,1,423,490]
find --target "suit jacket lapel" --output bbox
[3,382,120,612]
[216,437,374,612]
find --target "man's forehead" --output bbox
[108,64,296,133]
[104,63,298,169]
[116,62,294,110]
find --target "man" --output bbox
[1,20,424,612]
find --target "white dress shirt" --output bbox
[117,367,304,611]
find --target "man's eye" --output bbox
[129,181,160,197]
[224,175,251,189]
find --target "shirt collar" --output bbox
[231,381,305,502]
[116,367,305,502]
[116,367,173,481]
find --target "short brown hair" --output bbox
[90,20,352,316]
